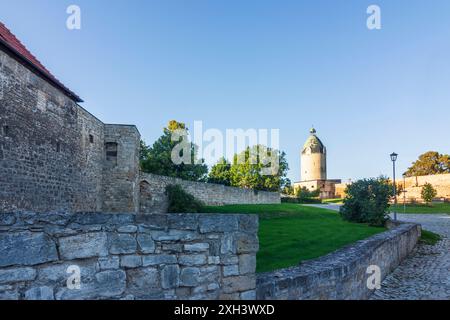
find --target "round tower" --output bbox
[301,128,327,181]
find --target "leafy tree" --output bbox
[404,151,450,177]
[281,178,294,195]
[421,183,437,205]
[295,186,321,203]
[208,157,231,186]
[140,120,208,181]
[340,177,394,227]
[228,145,289,192]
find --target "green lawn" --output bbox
[202,204,385,273]
[420,230,442,245]
[322,198,344,204]
[391,202,450,214]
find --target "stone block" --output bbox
[0,267,36,284]
[117,225,137,233]
[142,255,177,266]
[127,268,161,298]
[120,255,142,268]
[24,286,54,300]
[137,234,155,254]
[0,213,16,226]
[179,254,207,266]
[240,290,256,300]
[167,214,198,230]
[199,215,239,233]
[239,254,256,275]
[98,256,120,270]
[0,232,58,267]
[222,275,256,294]
[235,233,259,253]
[58,232,108,260]
[109,233,137,254]
[208,256,220,265]
[161,265,180,289]
[180,267,200,287]
[223,265,239,277]
[184,243,209,252]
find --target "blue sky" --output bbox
[1,0,449,182]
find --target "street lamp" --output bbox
[390,152,398,221]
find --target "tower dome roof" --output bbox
[302,128,325,154]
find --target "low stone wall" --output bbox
[256,222,421,300]
[0,212,258,300]
[140,173,281,213]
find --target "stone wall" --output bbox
[256,222,421,300]
[335,174,450,201]
[139,173,281,213]
[0,49,98,213]
[0,211,258,300]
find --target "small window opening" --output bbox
[2,126,9,136]
[89,134,94,143]
[105,142,118,164]
[56,142,61,153]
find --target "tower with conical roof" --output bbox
[301,127,327,181]
[293,127,340,199]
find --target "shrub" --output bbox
[421,183,437,205]
[339,177,393,226]
[165,184,204,213]
[295,187,322,204]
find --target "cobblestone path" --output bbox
[371,214,450,300]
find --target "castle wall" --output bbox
[0,49,102,213]
[102,125,140,213]
[139,173,281,213]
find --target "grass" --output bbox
[420,230,442,245]
[322,198,344,204]
[391,202,450,214]
[202,204,385,273]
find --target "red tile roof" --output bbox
[0,21,82,102]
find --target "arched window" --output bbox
[105,142,118,165]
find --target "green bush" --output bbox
[421,183,437,205]
[165,184,204,213]
[339,177,393,226]
[295,187,322,204]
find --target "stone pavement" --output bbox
[371,214,450,300]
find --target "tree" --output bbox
[339,177,394,227]
[208,145,290,192]
[281,178,294,195]
[228,145,289,192]
[404,151,450,177]
[421,183,437,205]
[140,120,208,181]
[208,157,231,186]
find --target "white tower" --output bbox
[301,128,327,181]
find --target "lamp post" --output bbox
[390,152,398,221]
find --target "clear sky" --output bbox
[1,0,449,182]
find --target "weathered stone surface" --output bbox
[223,265,239,277]
[239,254,256,275]
[151,230,199,242]
[223,275,256,294]
[137,234,155,253]
[199,215,239,233]
[235,233,259,254]
[161,265,180,289]
[55,270,126,300]
[0,232,58,267]
[117,225,137,233]
[184,243,209,252]
[240,290,256,300]
[208,256,220,265]
[180,267,200,287]
[221,255,239,265]
[179,255,207,266]
[109,233,137,254]
[142,255,177,266]
[98,256,120,270]
[24,286,54,300]
[220,234,236,254]
[0,289,20,300]
[59,232,108,260]
[0,267,36,284]
[0,213,16,226]
[127,268,161,298]
[120,255,142,268]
